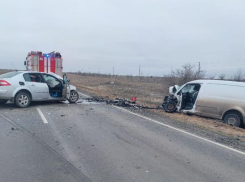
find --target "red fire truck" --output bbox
[25,51,63,76]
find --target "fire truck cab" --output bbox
[24,51,63,76]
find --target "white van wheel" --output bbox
[223,112,242,127]
[164,101,177,113]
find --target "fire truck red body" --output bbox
[25,51,63,76]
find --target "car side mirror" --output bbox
[24,61,26,66]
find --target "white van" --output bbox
[165,80,245,127]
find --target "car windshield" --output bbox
[0,72,21,78]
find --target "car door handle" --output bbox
[31,84,35,86]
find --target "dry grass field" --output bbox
[0,69,11,75]
[67,73,168,106]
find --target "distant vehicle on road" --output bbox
[164,80,245,127]
[0,71,79,108]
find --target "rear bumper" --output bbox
[0,88,13,100]
[0,89,8,95]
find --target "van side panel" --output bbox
[200,83,245,119]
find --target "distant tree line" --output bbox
[67,63,245,86]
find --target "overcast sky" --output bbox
[1,0,245,77]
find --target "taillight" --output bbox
[0,80,11,86]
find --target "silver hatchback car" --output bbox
[0,71,79,108]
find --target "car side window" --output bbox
[43,74,61,88]
[182,85,194,93]
[23,73,43,83]
[177,84,201,95]
[23,74,31,82]
[177,85,193,95]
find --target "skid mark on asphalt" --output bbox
[36,108,48,124]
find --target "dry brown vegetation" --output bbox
[68,73,168,106]
[0,69,11,75]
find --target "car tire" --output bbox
[223,112,242,127]
[68,91,79,103]
[0,100,8,104]
[15,92,31,108]
[164,101,177,113]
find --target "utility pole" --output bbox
[139,65,141,82]
[113,67,114,77]
[197,62,201,79]
[139,65,141,77]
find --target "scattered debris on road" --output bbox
[77,97,161,109]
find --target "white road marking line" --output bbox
[114,106,245,156]
[37,108,48,124]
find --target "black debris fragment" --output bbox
[11,127,14,130]
[61,115,65,117]
[78,97,160,109]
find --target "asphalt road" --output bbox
[0,96,245,182]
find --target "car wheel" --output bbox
[223,112,242,127]
[15,92,31,108]
[68,91,79,103]
[0,99,8,104]
[164,101,177,113]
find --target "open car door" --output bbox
[62,74,70,99]
[176,84,201,112]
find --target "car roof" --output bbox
[188,79,245,86]
[17,71,56,74]
[17,71,42,74]
[17,71,62,79]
